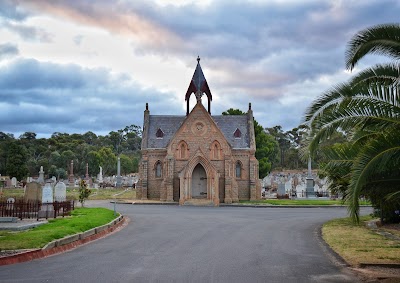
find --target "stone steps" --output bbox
[183,199,214,206]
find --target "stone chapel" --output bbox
[137,58,261,205]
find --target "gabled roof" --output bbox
[147,116,185,148]
[146,114,250,149]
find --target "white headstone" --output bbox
[296,183,306,198]
[11,177,17,187]
[42,183,53,203]
[54,182,67,202]
[51,176,57,183]
[285,180,292,193]
[263,176,272,187]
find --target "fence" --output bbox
[0,199,75,220]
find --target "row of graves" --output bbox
[261,170,337,199]
[0,181,74,221]
[0,167,139,190]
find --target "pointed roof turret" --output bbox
[185,56,212,115]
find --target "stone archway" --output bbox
[191,164,207,198]
[179,150,220,206]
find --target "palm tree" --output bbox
[304,23,400,222]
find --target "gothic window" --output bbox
[177,141,188,160]
[209,141,221,160]
[155,161,162,178]
[213,143,219,159]
[234,128,241,138]
[235,161,242,178]
[180,143,186,159]
[156,128,164,138]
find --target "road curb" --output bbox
[0,215,127,266]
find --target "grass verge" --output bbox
[0,207,118,250]
[322,216,400,266]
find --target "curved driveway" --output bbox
[0,202,370,283]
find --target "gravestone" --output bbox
[285,180,292,194]
[68,160,74,186]
[42,183,53,204]
[24,182,42,202]
[314,184,320,194]
[128,176,134,187]
[11,177,17,188]
[277,182,285,195]
[263,176,272,188]
[39,183,54,218]
[296,183,306,198]
[116,157,122,188]
[51,176,57,183]
[54,182,67,202]
[38,166,45,184]
[98,166,103,183]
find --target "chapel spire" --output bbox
[185,56,212,115]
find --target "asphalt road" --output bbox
[0,202,371,283]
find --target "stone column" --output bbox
[116,156,122,188]
[68,160,74,186]
[306,156,315,198]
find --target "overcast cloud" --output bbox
[0,0,398,138]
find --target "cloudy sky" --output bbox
[0,0,398,138]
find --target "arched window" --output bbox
[235,161,242,178]
[177,141,188,160]
[213,143,219,159]
[155,161,162,178]
[180,143,186,159]
[210,141,221,160]
[234,128,241,138]
[156,128,164,138]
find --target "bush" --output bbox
[78,180,91,207]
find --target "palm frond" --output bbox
[347,130,400,222]
[346,23,400,71]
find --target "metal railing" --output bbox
[0,199,75,220]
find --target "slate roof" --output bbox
[146,114,250,149]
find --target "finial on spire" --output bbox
[249,103,252,110]
[197,56,200,63]
[145,103,148,111]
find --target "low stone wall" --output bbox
[0,215,126,266]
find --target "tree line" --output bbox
[0,125,142,181]
[1,112,314,183]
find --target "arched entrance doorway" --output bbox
[191,164,207,198]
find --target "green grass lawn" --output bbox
[0,207,118,250]
[322,216,400,265]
